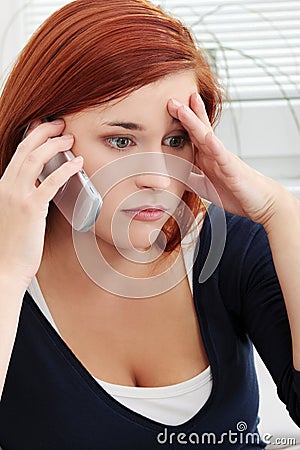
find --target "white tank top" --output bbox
[27,221,212,426]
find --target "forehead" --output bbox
[112,70,196,104]
[96,70,197,121]
[68,70,198,130]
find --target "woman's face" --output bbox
[64,71,197,253]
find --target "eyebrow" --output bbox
[102,118,181,131]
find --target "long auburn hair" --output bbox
[0,0,222,252]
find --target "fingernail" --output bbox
[171,98,182,108]
[52,119,64,124]
[72,156,83,164]
[61,134,73,139]
[182,104,191,113]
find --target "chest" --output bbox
[2,294,260,449]
[37,272,209,387]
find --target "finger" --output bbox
[2,120,66,183]
[205,132,228,161]
[167,98,180,120]
[204,132,241,178]
[23,120,42,138]
[21,119,65,147]
[35,156,84,204]
[189,92,212,129]
[17,134,75,192]
[168,99,209,146]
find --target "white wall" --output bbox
[255,351,300,447]
[216,99,300,182]
[0,0,23,88]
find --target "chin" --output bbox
[113,234,157,252]
[93,226,157,250]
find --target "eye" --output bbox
[107,137,134,150]
[163,135,189,149]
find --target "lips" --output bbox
[122,204,168,212]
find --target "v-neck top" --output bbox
[1,205,300,449]
[26,226,213,426]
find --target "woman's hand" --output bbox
[169,93,300,372]
[0,120,83,288]
[167,93,293,227]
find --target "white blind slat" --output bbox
[23,0,300,101]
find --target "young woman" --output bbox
[0,0,299,448]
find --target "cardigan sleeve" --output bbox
[239,221,300,427]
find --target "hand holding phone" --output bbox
[28,118,102,232]
[0,120,89,289]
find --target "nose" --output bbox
[135,173,171,190]
[134,152,171,190]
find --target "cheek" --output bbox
[171,181,187,201]
[96,184,127,225]
[174,157,194,193]
[93,182,134,243]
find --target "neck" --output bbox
[39,208,183,299]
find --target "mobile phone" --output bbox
[24,118,102,232]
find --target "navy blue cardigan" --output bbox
[0,205,300,449]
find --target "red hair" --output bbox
[0,0,222,252]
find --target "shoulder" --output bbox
[202,203,263,240]
[195,204,274,313]
[199,203,268,263]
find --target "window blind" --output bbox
[23,0,300,102]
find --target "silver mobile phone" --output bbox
[24,118,102,232]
